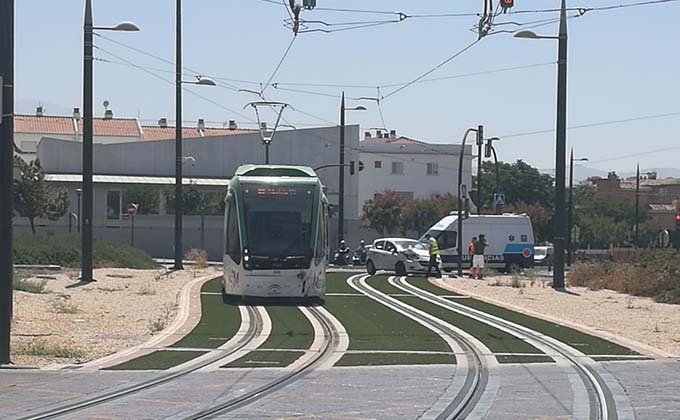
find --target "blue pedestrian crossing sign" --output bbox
[494,193,505,208]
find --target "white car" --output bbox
[365,238,438,275]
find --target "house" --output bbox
[357,130,473,212]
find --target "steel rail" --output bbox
[181,304,337,419]
[349,275,488,420]
[18,305,263,420]
[395,277,616,420]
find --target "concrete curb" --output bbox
[79,272,223,371]
[432,278,677,360]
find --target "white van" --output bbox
[419,214,535,273]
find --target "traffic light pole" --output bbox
[457,127,480,277]
[0,0,14,366]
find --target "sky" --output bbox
[13,0,680,174]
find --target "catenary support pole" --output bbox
[82,0,94,282]
[457,128,477,277]
[174,0,184,270]
[552,0,568,289]
[338,92,346,244]
[635,163,640,245]
[0,0,15,365]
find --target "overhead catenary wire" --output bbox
[94,45,255,122]
[260,35,297,95]
[381,38,482,101]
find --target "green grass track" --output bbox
[105,350,206,371]
[259,305,314,350]
[335,352,455,366]
[325,271,360,294]
[403,277,637,356]
[171,277,241,349]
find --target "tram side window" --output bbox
[226,200,241,264]
[315,204,327,264]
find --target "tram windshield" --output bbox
[241,183,316,263]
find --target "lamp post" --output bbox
[173,0,216,271]
[457,127,480,277]
[172,74,215,271]
[567,150,588,266]
[514,0,568,289]
[338,92,366,244]
[0,0,14,365]
[82,0,139,283]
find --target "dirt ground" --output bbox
[435,275,680,357]
[10,266,220,367]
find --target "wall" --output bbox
[358,145,473,212]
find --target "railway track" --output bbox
[393,276,619,420]
[178,304,339,420]
[16,305,264,420]
[349,274,489,420]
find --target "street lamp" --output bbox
[567,150,588,266]
[338,92,366,244]
[514,0,568,289]
[82,0,139,282]
[173,0,217,272]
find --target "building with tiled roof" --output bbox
[13,107,255,156]
[357,129,472,209]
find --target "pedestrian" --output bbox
[468,237,477,279]
[473,234,488,280]
[424,233,442,279]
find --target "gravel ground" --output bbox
[435,276,680,357]
[10,266,220,367]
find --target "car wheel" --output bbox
[366,260,377,275]
[395,262,407,276]
[443,268,452,273]
[507,262,521,274]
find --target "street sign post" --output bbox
[128,203,138,247]
[493,193,505,209]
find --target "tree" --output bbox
[505,202,551,242]
[13,156,69,234]
[572,184,654,248]
[401,194,458,236]
[361,191,403,236]
[477,159,554,211]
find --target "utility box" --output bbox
[303,0,316,9]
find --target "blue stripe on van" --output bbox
[503,243,534,255]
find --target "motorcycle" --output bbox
[352,246,367,266]
[333,247,352,266]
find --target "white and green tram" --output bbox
[222,165,329,298]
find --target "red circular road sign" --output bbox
[522,248,532,258]
[127,203,139,217]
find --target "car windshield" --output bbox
[394,240,427,251]
[241,182,315,258]
[535,247,547,257]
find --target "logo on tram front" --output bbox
[228,269,240,286]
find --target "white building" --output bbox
[358,130,473,213]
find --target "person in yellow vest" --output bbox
[424,233,442,278]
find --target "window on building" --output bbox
[106,190,121,220]
[374,160,382,169]
[391,161,404,175]
[427,162,439,176]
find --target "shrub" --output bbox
[51,299,80,314]
[18,341,85,359]
[184,249,209,270]
[567,249,680,305]
[13,278,47,293]
[13,234,158,269]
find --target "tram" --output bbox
[222,165,329,298]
